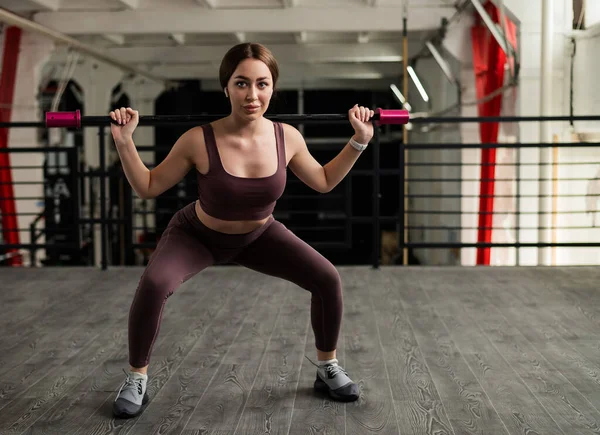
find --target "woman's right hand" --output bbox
[110,107,139,146]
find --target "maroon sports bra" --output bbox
[196,122,287,221]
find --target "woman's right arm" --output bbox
[111,107,197,199]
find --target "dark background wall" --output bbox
[150,80,407,265]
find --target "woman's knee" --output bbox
[137,267,178,300]
[314,263,342,300]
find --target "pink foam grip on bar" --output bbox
[45,110,81,129]
[377,108,409,125]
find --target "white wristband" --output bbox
[349,137,368,152]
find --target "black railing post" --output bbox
[69,146,81,260]
[29,222,36,267]
[372,120,380,269]
[515,145,521,265]
[99,126,108,270]
[344,175,352,247]
[399,139,405,266]
[124,171,134,265]
[88,166,95,266]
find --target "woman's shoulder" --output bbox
[280,122,304,143]
[180,124,208,144]
[172,125,208,162]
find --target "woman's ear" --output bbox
[224,88,229,98]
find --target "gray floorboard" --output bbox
[2,265,600,434]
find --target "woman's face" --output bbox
[226,58,274,120]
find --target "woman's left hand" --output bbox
[348,104,375,144]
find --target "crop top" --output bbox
[196,122,287,221]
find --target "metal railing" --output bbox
[1,117,600,269]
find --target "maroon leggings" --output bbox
[128,201,343,368]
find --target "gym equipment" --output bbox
[44,108,411,129]
[44,110,600,130]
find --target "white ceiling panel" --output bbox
[0,0,468,83]
[32,7,456,34]
[297,0,366,6]
[216,0,287,8]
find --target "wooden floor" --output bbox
[2,266,600,434]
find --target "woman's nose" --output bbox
[246,86,257,99]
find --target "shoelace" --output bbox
[324,364,346,377]
[305,356,348,377]
[115,368,144,399]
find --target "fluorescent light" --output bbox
[390,84,406,103]
[425,41,457,85]
[310,56,402,63]
[407,66,429,102]
[389,84,412,111]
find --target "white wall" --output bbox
[442,3,523,266]
[406,52,463,266]
[3,41,130,266]
[456,0,600,266]
[513,0,572,266]
[443,14,480,266]
[449,0,576,266]
[552,22,600,265]
[5,30,54,265]
[501,0,600,266]
[585,1,600,28]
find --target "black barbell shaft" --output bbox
[45,108,409,129]
[0,111,598,129]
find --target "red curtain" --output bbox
[0,26,22,266]
[471,1,517,265]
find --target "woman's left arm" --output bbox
[286,105,374,193]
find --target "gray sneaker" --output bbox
[112,369,149,418]
[310,357,360,402]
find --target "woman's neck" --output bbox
[223,113,268,137]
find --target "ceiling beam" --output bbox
[201,78,395,91]
[0,7,168,85]
[170,33,186,45]
[196,0,216,7]
[295,32,307,44]
[103,33,125,45]
[28,0,61,11]
[100,62,403,80]
[33,7,454,34]
[54,43,410,64]
[116,0,139,9]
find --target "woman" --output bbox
[111,42,374,418]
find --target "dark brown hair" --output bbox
[219,43,279,90]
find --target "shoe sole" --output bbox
[314,377,359,402]
[112,392,149,418]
